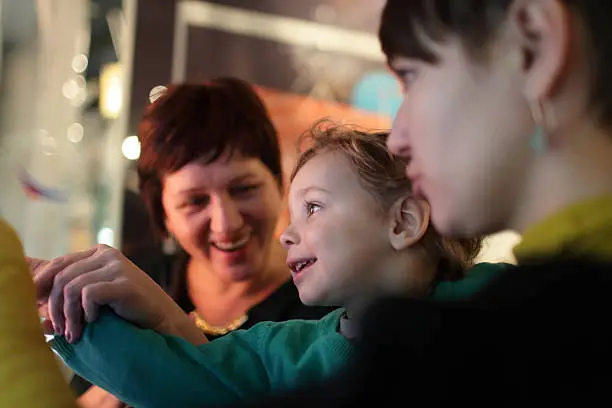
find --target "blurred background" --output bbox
[0,0,519,264]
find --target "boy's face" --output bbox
[280,151,393,307]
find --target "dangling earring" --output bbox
[530,124,547,155]
[529,99,553,155]
[163,231,178,254]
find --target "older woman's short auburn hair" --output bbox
[137,78,283,237]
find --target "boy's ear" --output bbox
[388,196,431,251]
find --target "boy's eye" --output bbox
[306,202,322,217]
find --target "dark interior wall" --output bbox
[127,0,387,134]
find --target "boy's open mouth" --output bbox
[287,258,317,275]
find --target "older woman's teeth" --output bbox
[213,234,250,252]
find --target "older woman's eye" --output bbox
[230,184,260,196]
[183,195,209,208]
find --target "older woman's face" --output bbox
[162,153,282,282]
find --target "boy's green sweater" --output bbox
[51,262,508,407]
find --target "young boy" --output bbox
[41,124,504,407]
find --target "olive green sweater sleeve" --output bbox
[0,218,77,408]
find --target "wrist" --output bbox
[156,311,208,346]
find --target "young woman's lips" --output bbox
[406,169,425,197]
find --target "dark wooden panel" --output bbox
[127,0,387,134]
[129,0,177,132]
[185,26,385,103]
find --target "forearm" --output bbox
[155,309,208,346]
[51,309,269,407]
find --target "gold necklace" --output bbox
[190,311,248,336]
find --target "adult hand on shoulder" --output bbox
[28,245,203,345]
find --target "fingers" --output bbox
[40,317,54,336]
[67,279,131,343]
[25,256,49,277]
[46,255,101,335]
[54,264,115,341]
[38,303,54,335]
[38,303,50,320]
[64,274,121,343]
[34,246,101,301]
[81,280,129,331]
[28,245,131,343]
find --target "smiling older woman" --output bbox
[32,78,335,407]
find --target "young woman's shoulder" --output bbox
[432,262,513,301]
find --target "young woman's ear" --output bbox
[508,0,571,100]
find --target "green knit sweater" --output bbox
[51,262,509,407]
[52,308,349,407]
